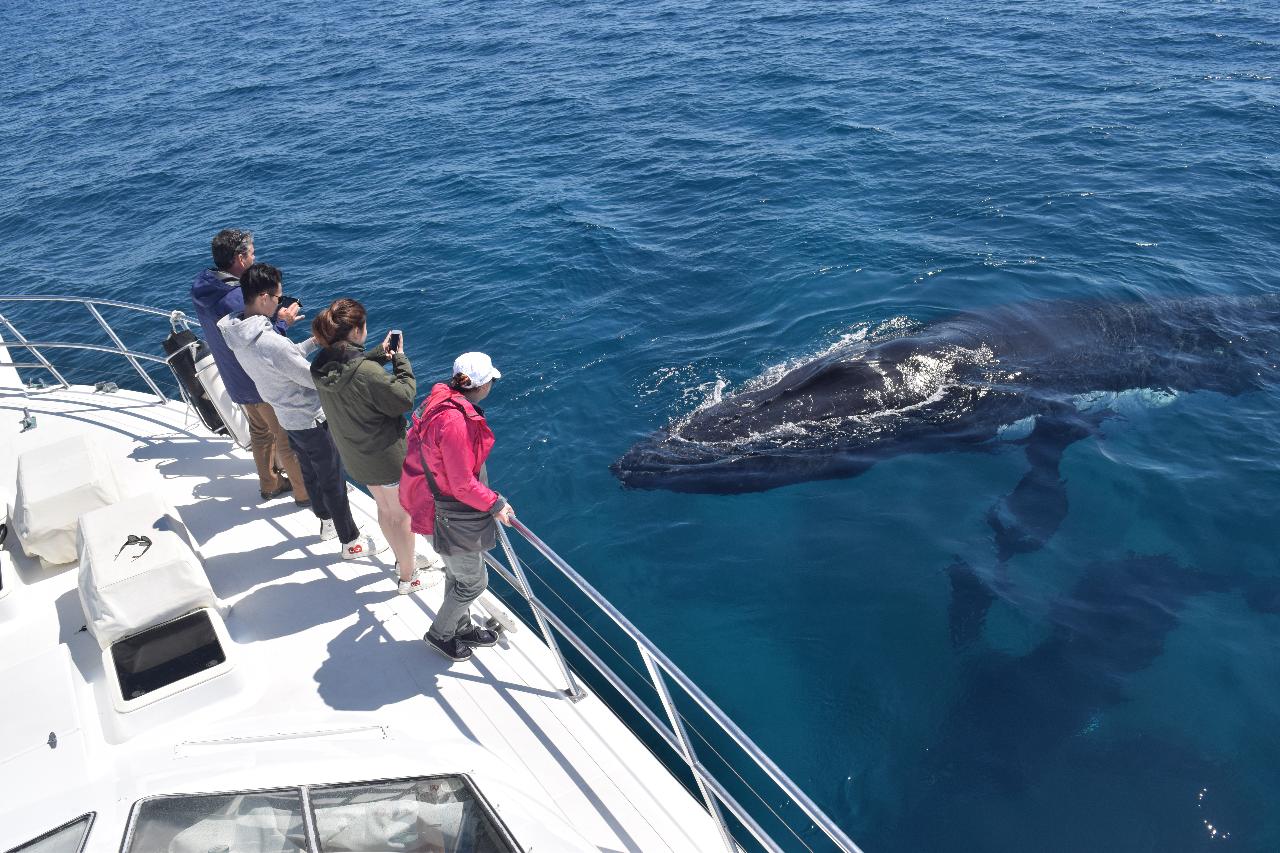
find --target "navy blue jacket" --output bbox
[190,268,287,405]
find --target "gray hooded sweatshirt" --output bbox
[217,312,323,431]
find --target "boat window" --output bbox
[124,790,306,853]
[310,776,518,853]
[122,776,520,853]
[5,813,94,853]
[111,609,226,700]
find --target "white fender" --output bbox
[193,353,251,449]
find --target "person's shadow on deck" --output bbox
[226,567,392,643]
[313,606,562,714]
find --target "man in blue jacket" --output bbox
[190,228,310,505]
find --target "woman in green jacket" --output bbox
[310,298,434,593]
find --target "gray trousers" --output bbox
[427,549,488,642]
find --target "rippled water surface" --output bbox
[4,1,1280,850]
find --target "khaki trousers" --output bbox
[241,402,309,502]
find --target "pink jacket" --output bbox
[399,383,500,535]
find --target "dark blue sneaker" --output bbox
[456,626,499,648]
[424,633,472,662]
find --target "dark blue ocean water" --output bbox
[4,0,1280,849]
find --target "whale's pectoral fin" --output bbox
[947,559,997,648]
[988,411,1097,563]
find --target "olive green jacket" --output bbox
[310,341,416,486]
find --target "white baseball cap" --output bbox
[453,352,502,388]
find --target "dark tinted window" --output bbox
[111,610,225,700]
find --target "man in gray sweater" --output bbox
[219,264,384,563]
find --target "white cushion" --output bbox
[77,493,217,650]
[12,434,123,566]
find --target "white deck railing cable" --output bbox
[482,549,787,853]
[494,520,865,853]
[490,548,815,852]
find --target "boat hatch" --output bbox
[4,812,95,853]
[122,775,522,853]
[110,609,226,701]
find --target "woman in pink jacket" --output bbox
[401,352,516,663]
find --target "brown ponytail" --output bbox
[312,298,367,346]
[448,372,473,390]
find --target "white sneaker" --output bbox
[319,520,337,542]
[341,534,386,560]
[415,552,445,571]
[397,569,426,595]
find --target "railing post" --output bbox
[0,312,70,389]
[640,646,739,853]
[495,525,586,701]
[85,302,167,402]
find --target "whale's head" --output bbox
[611,336,995,493]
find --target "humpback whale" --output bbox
[613,294,1280,494]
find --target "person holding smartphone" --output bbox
[310,298,441,593]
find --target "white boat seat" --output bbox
[77,492,218,651]
[11,433,124,566]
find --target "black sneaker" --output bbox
[455,626,498,648]
[260,478,294,501]
[424,633,472,662]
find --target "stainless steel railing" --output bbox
[0,294,863,853]
[487,521,865,853]
[0,295,193,403]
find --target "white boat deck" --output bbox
[0,378,725,852]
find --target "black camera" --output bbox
[280,295,300,310]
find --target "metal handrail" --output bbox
[0,295,182,318]
[489,520,864,853]
[0,341,172,365]
[0,295,192,402]
[476,564,785,853]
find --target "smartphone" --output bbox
[388,330,402,352]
